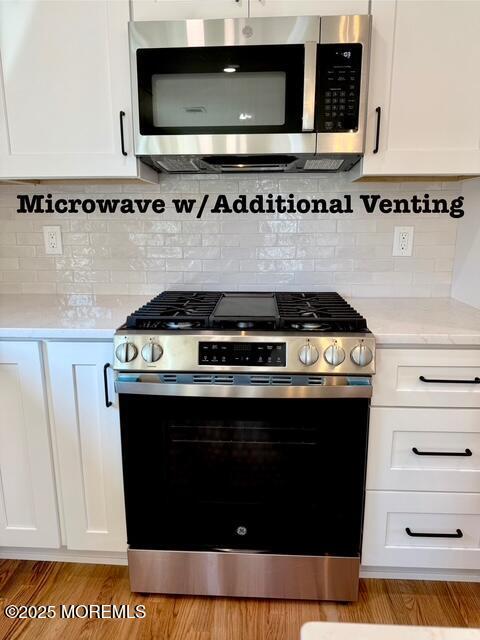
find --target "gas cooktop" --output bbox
[124,291,368,332]
[114,291,375,376]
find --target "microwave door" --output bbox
[136,43,306,136]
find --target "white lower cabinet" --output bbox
[0,342,59,548]
[367,407,480,493]
[363,492,480,570]
[364,346,480,575]
[372,348,480,408]
[47,342,126,553]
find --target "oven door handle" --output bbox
[302,42,317,132]
[114,378,372,399]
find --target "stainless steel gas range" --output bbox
[113,291,375,601]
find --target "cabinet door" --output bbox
[0,0,138,179]
[47,342,126,552]
[132,0,247,21]
[250,1,368,17]
[0,342,59,548]
[362,0,480,176]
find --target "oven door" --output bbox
[117,378,370,558]
[129,17,319,157]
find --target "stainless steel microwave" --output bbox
[129,15,371,174]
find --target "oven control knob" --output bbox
[141,342,163,363]
[351,343,373,367]
[115,342,138,363]
[324,343,346,367]
[298,342,319,366]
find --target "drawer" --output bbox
[372,349,480,408]
[362,491,480,569]
[367,407,480,492]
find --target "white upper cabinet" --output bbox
[132,0,248,21]
[0,342,60,548]
[0,0,140,179]
[250,1,368,17]
[47,342,126,553]
[362,0,480,176]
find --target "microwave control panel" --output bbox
[199,342,286,367]
[317,43,362,133]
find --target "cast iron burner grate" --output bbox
[275,292,367,332]
[125,291,368,332]
[126,291,222,329]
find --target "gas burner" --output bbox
[164,321,195,330]
[291,322,331,331]
[237,321,255,329]
[299,311,330,319]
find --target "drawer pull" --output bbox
[419,375,480,384]
[405,527,463,539]
[412,447,473,457]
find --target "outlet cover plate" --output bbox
[392,226,414,257]
[43,225,63,255]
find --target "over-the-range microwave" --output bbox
[129,15,371,174]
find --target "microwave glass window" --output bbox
[136,44,304,135]
[151,72,286,128]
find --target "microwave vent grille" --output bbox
[304,158,344,171]
[155,157,200,173]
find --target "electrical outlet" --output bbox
[43,226,63,255]
[392,226,414,257]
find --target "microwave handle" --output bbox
[302,42,317,132]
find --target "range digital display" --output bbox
[199,342,286,367]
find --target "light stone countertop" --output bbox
[0,294,479,346]
[301,622,480,640]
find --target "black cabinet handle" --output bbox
[103,363,113,408]
[419,375,480,384]
[405,527,463,539]
[119,111,127,156]
[412,447,472,457]
[373,106,381,154]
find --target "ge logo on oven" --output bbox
[236,526,247,536]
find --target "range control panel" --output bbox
[199,342,287,367]
[317,43,362,133]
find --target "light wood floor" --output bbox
[0,560,479,640]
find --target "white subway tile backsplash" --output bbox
[257,247,296,259]
[110,271,146,284]
[0,245,35,257]
[0,233,16,245]
[0,176,461,296]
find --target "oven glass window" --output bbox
[136,44,305,135]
